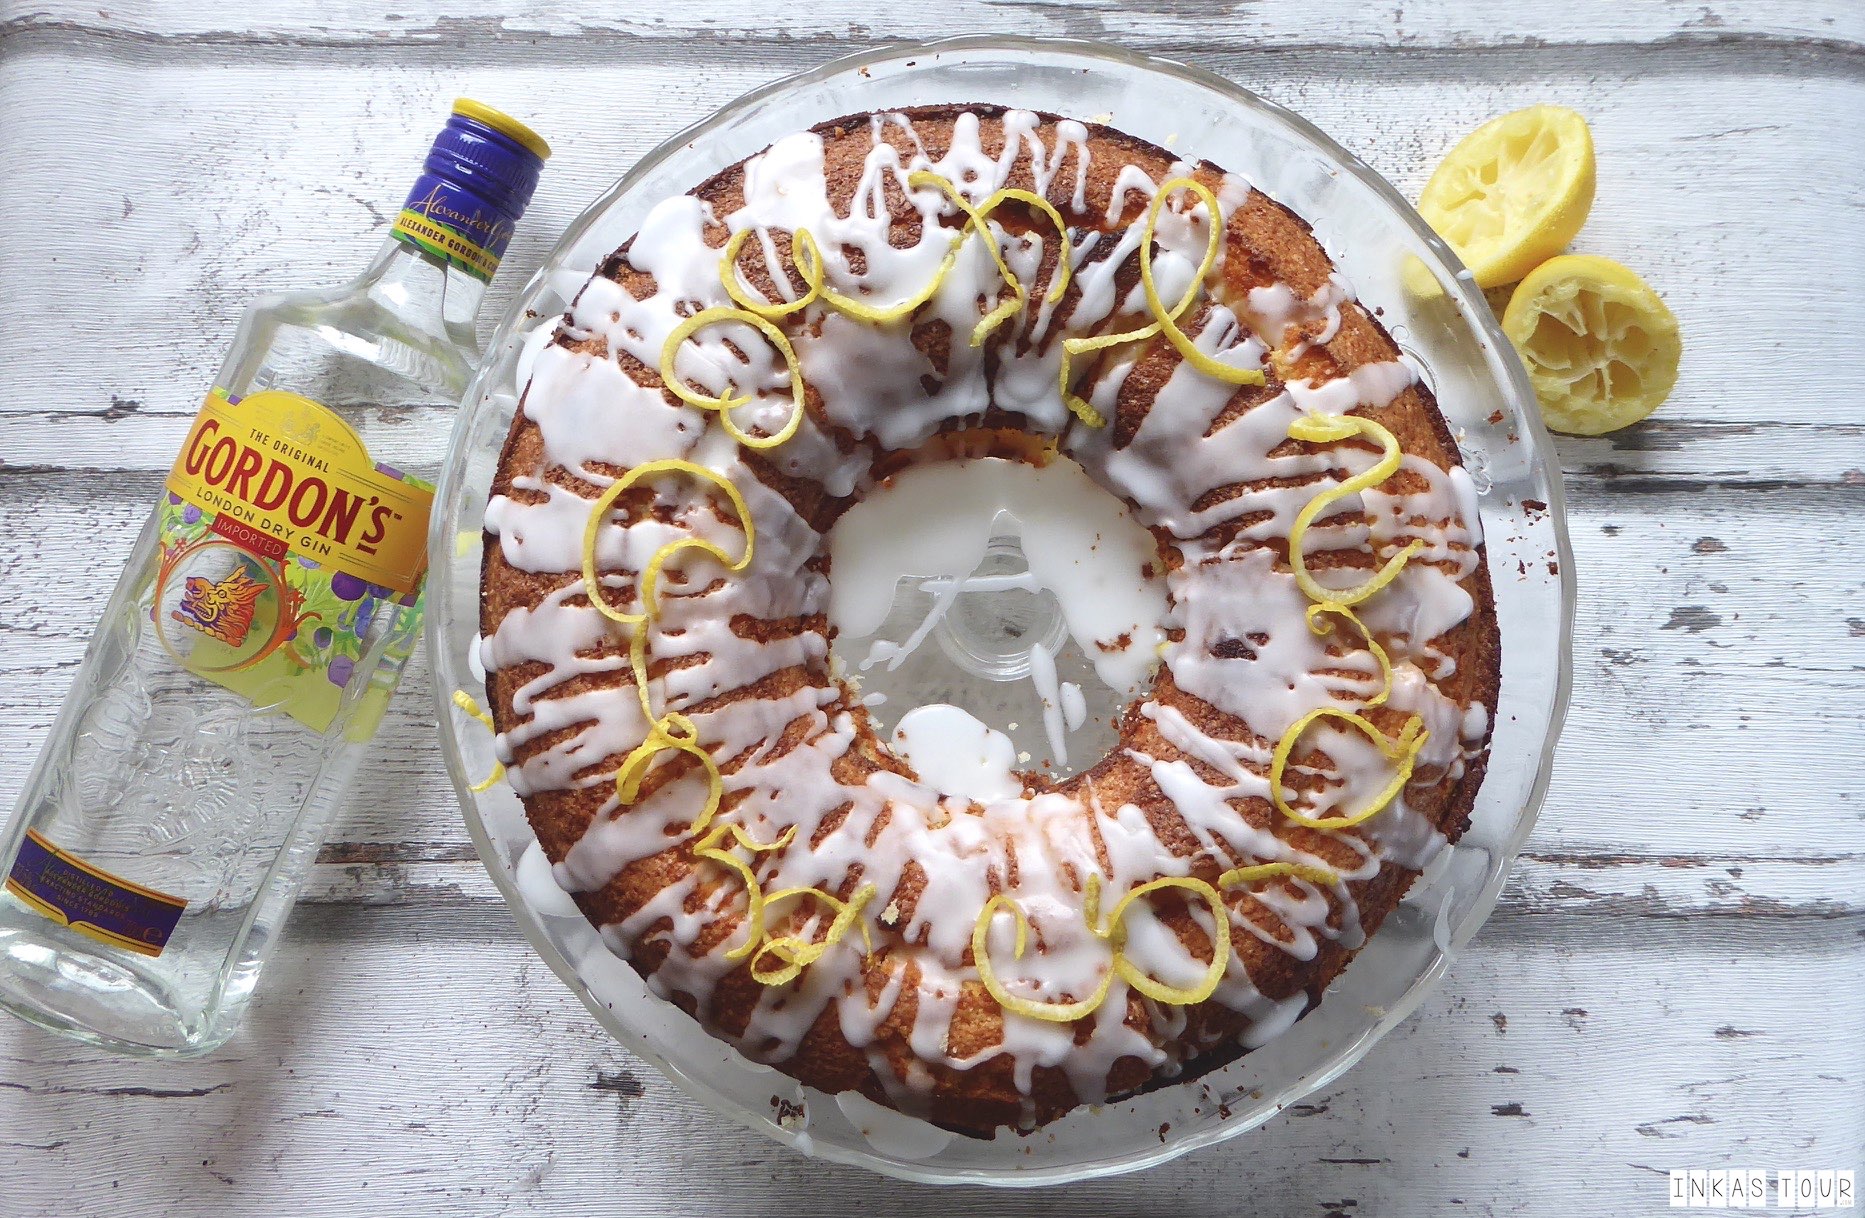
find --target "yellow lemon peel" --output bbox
[580,458,754,628]
[1270,708,1429,830]
[972,893,1117,1023]
[817,257,958,326]
[1285,412,1426,608]
[979,187,1075,306]
[1056,327,1141,428]
[761,885,877,953]
[581,462,752,841]
[715,171,1077,428]
[750,883,879,986]
[1218,861,1340,890]
[902,177,1078,346]
[659,308,807,449]
[1098,875,1232,1006]
[1307,602,1394,709]
[978,871,1239,1023]
[805,173,977,327]
[1138,178,1266,392]
[451,690,507,793]
[907,171,1023,346]
[1058,176,1228,429]
[625,626,658,728]
[694,823,798,961]
[611,712,724,834]
[719,226,824,319]
[1272,412,1434,833]
[606,630,727,838]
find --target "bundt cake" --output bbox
[479,105,1500,1135]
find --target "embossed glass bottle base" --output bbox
[0,906,254,1057]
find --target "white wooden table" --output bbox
[2,2,1861,1213]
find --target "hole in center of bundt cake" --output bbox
[930,536,1070,681]
[826,447,1168,796]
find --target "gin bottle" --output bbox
[0,100,548,1056]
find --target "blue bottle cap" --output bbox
[390,99,550,282]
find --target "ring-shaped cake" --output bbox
[477,104,1500,1135]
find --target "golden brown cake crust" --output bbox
[480,104,1500,1135]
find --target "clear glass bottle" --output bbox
[0,99,548,1056]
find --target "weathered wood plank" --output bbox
[0,55,1857,484]
[4,0,1861,54]
[0,475,1859,898]
[289,851,1865,922]
[0,907,1855,1214]
[12,410,1861,490]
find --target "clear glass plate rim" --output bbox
[429,32,1577,1187]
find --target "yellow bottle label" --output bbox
[156,389,433,735]
[165,389,433,596]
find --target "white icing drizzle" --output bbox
[892,704,1021,801]
[480,108,1493,1127]
[1027,641,1068,770]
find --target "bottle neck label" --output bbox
[156,388,433,735]
[389,171,516,282]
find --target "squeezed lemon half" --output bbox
[1502,254,1681,435]
[1419,105,1596,288]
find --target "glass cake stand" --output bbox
[425,35,1574,1186]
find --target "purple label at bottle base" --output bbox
[3,830,187,958]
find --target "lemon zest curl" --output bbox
[906,171,1022,345]
[451,690,507,793]
[972,893,1117,1023]
[1218,861,1342,890]
[658,308,807,449]
[981,187,1075,307]
[1094,874,1232,1007]
[1307,602,1394,709]
[580,458,753,628]
[1058,176,1237,429]
[719,226,824,320]
[1271,708,1430,831]
[1271,411,1433,831]
[694,823,798,961]
[1138,177,1267,392]
[974,862,1342,1024]
[1284,412,1426,609]
[611,709,723,833]
[750,883,879,986]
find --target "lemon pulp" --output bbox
[1502,253,1681,435]
[1418,105,1596,289]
